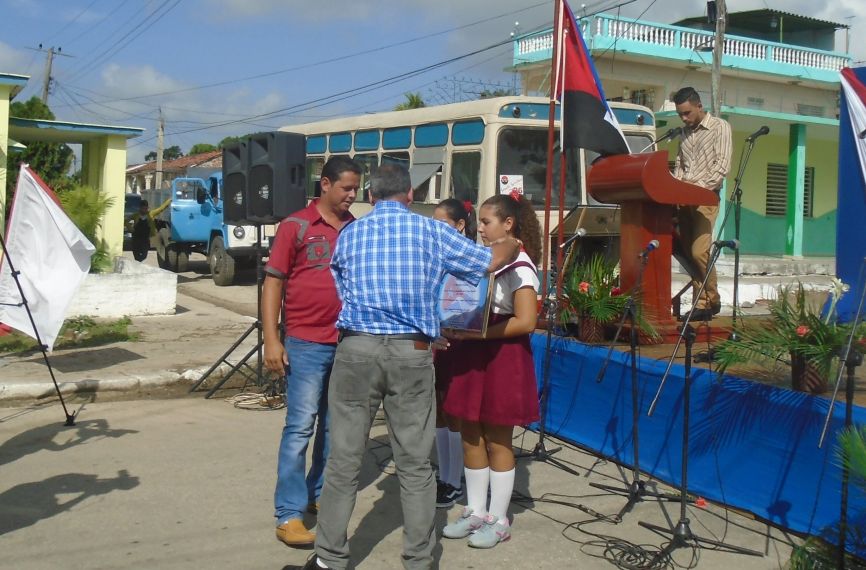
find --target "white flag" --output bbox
[0,165,96,351]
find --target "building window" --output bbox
[765,163,814,218]
[746,97,764,109]
[796,103,825,118]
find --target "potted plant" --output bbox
[713,280,866,394]
[560,254,655,343]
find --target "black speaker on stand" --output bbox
[222,140,248,225]
[191,131,307,398]
[247,131,306,224]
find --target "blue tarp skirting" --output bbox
[530,333,866,542]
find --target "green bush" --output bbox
[59,185,114,273]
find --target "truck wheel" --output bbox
[156,227,172,269]
[176,249,189,273]
[209,235,235,286]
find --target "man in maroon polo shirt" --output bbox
[262,156,361,547]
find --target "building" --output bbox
[513,8,852,257]
[1,73,143,257]
[125,149,222,193]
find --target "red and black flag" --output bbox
[554,0,629,155]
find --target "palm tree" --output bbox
[394,92,426,111]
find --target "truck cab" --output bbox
[148,173,264,286]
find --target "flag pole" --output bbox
[541,0,564,303]
[555,17,569,297]
[0,231,76,426]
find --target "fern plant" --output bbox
[713,281,864,390]
[58,185,114,273]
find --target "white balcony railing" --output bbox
[516,15,850,74]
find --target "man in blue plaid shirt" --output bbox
[306,164,521,570]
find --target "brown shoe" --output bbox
[276,518,315,546]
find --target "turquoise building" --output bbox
[512,9,852,257]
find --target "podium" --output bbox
[587,151,718,338]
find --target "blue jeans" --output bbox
[274,336,335,523]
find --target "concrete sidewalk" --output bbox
[0,292,263,403]
[0,398,795,569]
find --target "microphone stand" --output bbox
[640,242,762,562]
[515,237,580,477]
[816,259,866,570]
[590,250,678,521]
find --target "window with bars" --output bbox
[765,163,814,218]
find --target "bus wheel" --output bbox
[209,235,235,286]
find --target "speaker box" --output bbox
[222,141,248,225]
[246,131,306,224]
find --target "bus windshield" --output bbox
[496,127,580,210]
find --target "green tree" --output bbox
[189,143,217,155]
[6,97,75,200]
[479,88,516,99]
[393,92,426,111]
[143,145,184,162]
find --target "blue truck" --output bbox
[143,172,264,286]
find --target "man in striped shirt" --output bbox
[306,164,521,570]
[672,86,732,321]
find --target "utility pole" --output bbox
[155,109,165,190]
[710,0,726,115]
[27,45,72,104]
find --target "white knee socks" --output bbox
[447,430,463,489]
[488,468,515,524]
[464,466,490,517]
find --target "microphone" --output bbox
[713,239,739,250]
[745,126,770,142]
[638,239,660,259]
[559,227,587,249]
[638,128,682,152]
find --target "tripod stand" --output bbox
[190,225,271,398]
[642,242,761,561]
[515,240,580,477]
[0,231,75,426]
[817,259,866,570]
[591,252,678,521]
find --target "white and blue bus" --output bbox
[281,96,656,254]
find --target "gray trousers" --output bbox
[315,335,436,570]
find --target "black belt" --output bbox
[338,330,431,349]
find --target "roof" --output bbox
[674,9,847,34]
[9,117,143,143]
[0,73,29,99]
[128,149,223,174]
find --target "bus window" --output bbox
[496,128,579,210]
[382,151,410,168]
[450,151,481,205]
[354,153,378,202]
[306,157,325,199]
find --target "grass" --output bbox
[0,316,139,355]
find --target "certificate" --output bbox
[438,274,495,336]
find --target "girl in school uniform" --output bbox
[442,191,542,548]
[431,198,477,508]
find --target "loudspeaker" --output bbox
[222,141,248,225]
[246,131,306,224]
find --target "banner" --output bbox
[554,0,629,155]
[0,165,95,351]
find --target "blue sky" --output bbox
[1,0,863,164]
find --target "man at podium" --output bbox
[670,87,732,321]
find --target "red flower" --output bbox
[611,286,622,296]
[795,325,810,337]
[578,281,590,294]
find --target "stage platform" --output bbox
[530,331,866,552]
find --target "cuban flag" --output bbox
[836,67,866,322]
[554,0,629,155]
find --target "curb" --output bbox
[0,363,238,403]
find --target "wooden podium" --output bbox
[587,151,718,340]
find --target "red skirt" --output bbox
[442,316,539,426]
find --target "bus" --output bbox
[280,95,656,256]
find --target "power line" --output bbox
[46,0,101,42]
[64,0,133,46]
[64,0,551,103]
